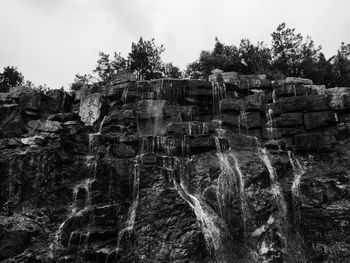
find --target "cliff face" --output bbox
[0,74,349,263]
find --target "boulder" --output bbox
[304,85,326,95]
[284,77,313,85]
[0,104,18,123]
[21,135,46,146]
[304,111,337,130]
[46,89,73,112]
[273,84,322,101]
[47,112,79,122]
[236,77,272,89]
[0,111,25,138]
[19,92,50,113]
[26,120,62,133]
[8,86,34,96]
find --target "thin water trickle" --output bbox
[112,162,140,256]
[288,151,305,198]
[121,86,129,103]
[266,107,278,141]
[272,89,277,103]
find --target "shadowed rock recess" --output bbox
[0,71,350,263]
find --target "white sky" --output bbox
[0,0,349,89]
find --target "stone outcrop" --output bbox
[0,72,349,263]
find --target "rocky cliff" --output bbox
[0,73,349,263]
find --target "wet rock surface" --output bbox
[0,74,349,262]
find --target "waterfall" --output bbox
[188,122,193,136]
[121,86,129,103]
[212,82,227,112]
[88,116,108,150]
[257,147,289,254]
[272,89,277,103]
[258,148,286,204]
[51,178,95,251]
[214,134,247,242]
[139,136,176,156]
[146,100,165,135]
[287,151,305,198]
[238,109,248,135]
[173,176,224,252]
[111,162,140,258]
[266,108,277,141]
[288,151,305,225]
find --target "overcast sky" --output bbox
[0,0,349,89]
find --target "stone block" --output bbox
[304,111,337,130]
[284,77,313,85]
[46,89,73,112]
[274,112,303,127]
[79,93,103,126]
[271,95,330,115]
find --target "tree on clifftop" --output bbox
[331,42,350,86]
[271,22,303,75]
[0,66,24,92]
[93,52,127,82]
[128,37,165,80]
[161,62,182,78]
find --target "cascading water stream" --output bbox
[171,164,226,257]
[51,177,95,252]
[287,151,305,199]
[214,133,248,243]
[288,151,305,224]
[146,100,165,136]
[238,109,248,135]
[257,146,289,255]
[212,82,227,113]
[88,115,108,150]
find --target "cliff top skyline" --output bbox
[0,0,349,89]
